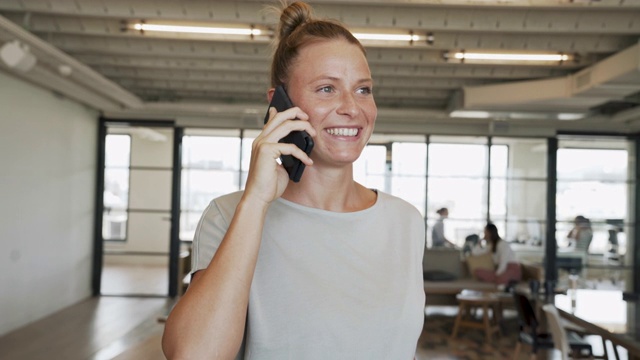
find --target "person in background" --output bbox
[473,223,521,285]
[567,215,593,251]
[161,2,425,359]
[431,207,457,248]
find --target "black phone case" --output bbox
[264,86,314,182]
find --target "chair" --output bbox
[512,291,555,359]
[512,292,597,360]
[541,304,594,360]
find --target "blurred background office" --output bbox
[1,0,639,358]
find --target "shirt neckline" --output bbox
[275,189,380,216]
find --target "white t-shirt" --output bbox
[192,190,426,360]
[471,239,517,275]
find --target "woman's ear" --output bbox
[267,88,275,103]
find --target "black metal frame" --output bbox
[92,118,107,296]
[92,117,179,297]
[545,137,558,286]
[630,136,640,299]
[168,127,183,297]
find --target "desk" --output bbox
[555,289,640,360]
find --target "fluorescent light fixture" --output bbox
[133,23,262,36]
[131,22,425,43]
[450,110,491,119]
[445,50,573,65]
[454,52,569,62]
[450,110,586,121]
[557,113,585,121]
[353,33,420,42]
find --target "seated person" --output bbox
[471,223,521,285]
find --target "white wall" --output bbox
[0,71,98,336]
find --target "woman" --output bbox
[473,223,521,285]
[431,207,457,248]
[567,215,593,251]
[161,2,425,359]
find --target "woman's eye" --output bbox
[357,87,372,95]
[318,86,333,93]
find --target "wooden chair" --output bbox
[512,291,555,359]
[512,292,598,360]
[542,304,594,360]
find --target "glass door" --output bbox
[98,122,176,296]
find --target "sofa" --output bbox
[423,247,543,306]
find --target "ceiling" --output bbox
[1,0,640,135]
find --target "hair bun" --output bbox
[278,2,314,41]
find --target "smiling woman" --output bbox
[161,2,425,360]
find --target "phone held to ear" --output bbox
[263,85,314,182]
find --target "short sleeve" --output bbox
[190,191,243,274]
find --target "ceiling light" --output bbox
[450,110,491,119]
[130,22,428,44]
[133,23,262,36]
[445,50,573,64]
[557,113,585,121]
[353,33,420,42]
[455,53,569,62]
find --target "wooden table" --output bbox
[451,289,502,342]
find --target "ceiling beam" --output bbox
[72,54,574,79]
[0,14,142,109]
[4,13,634,54]
[1,1,639,35]
[36,33,598,69]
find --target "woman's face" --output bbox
[484,228,492,242]
[285,39,377,167]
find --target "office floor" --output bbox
[0,261,627,359]
[0,297,624,360]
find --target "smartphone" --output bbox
[263,85,314,182]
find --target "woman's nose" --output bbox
[336,92,359,117]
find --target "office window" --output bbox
[240,130,261,189]
[180,129,241,241]
[103,134,131,241]
[353,144,387,192]
[427,136,488,246]
[491,138,547,250]
[556,138,630,255]
[392,141,427,215]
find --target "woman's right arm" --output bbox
[162,196,268,359]
[161,107,316,359]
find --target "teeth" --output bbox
[326,128,358,137]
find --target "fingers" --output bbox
[255,107,316,151]
[264,106,308,129]
[273,142,314,166]
[262,107,316,138]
